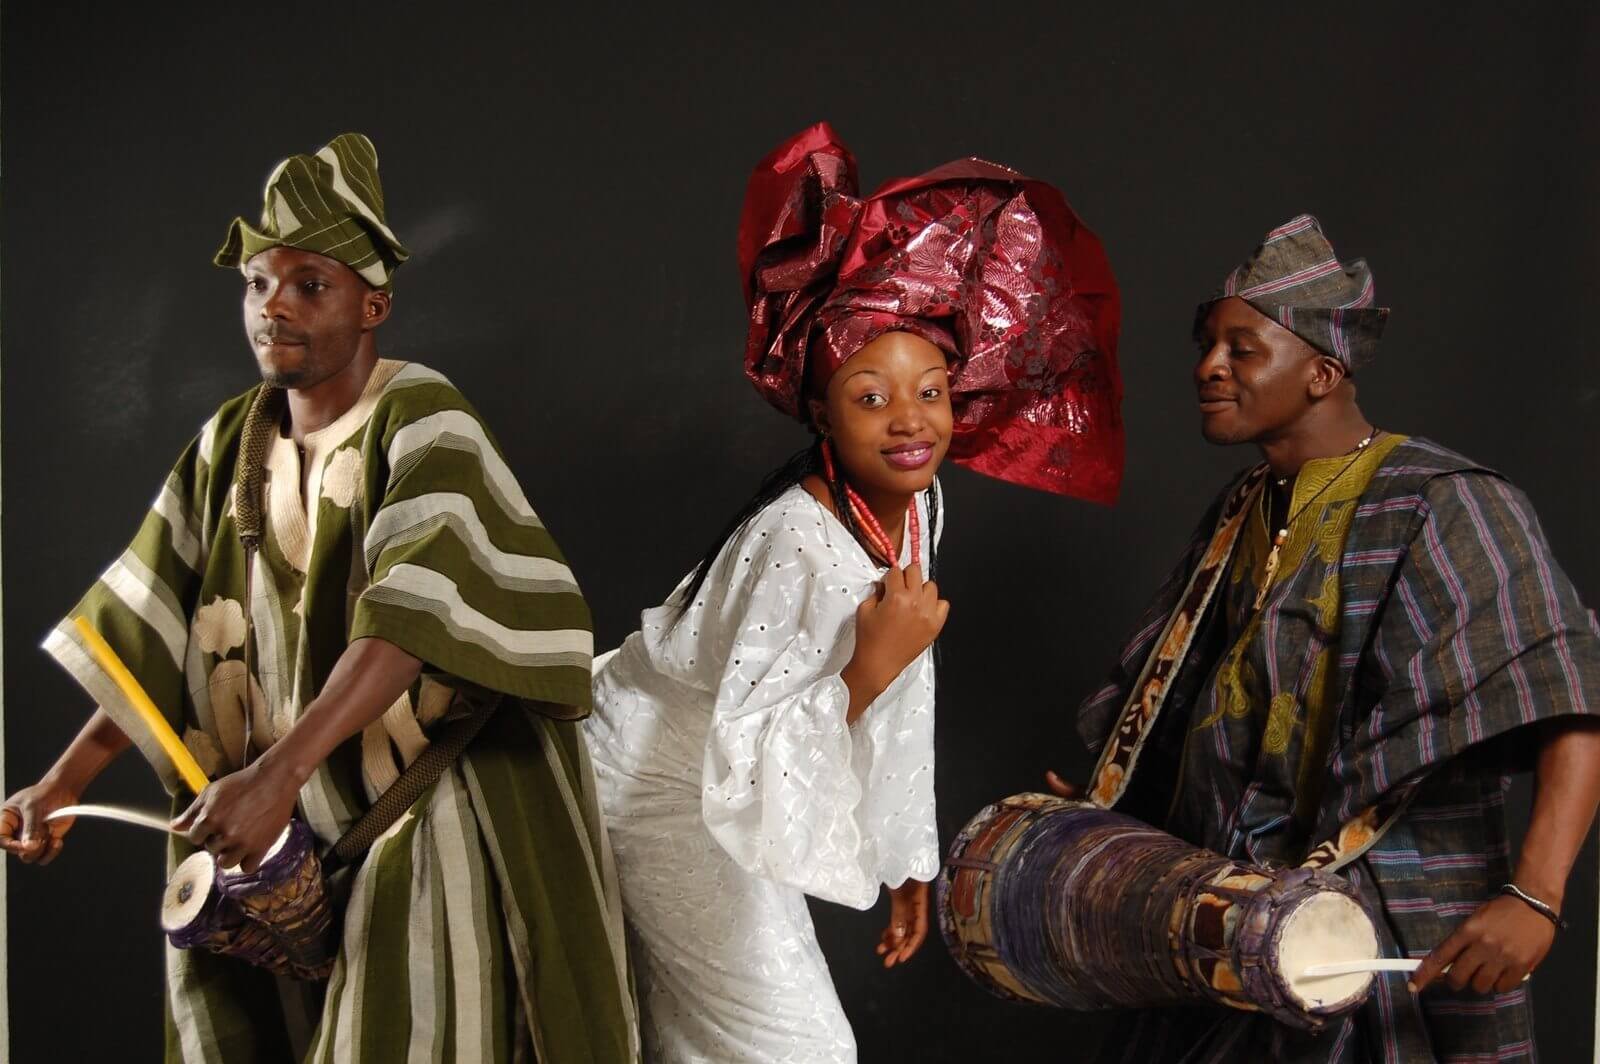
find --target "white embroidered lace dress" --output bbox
[584,483,941,1063]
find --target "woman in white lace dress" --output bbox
[588,328,951,1062]
[585,122,1125,1062]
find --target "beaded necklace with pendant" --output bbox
[1252,429,1379,611]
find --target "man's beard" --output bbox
[255,338,359,390]
[1201,424,1251,446]
[257,347,331,390]
[260,366,312,388]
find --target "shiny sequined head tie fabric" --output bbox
[738,122,1124,503]
[1201,214,1389,372]
[214,132,411,291]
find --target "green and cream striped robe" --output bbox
[45,359,638,1063]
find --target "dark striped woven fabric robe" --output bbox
[1078,436,1600,1063]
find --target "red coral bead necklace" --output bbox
[821,439,921,569]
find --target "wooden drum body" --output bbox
[938,795,1378,1031]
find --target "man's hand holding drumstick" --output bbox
[172,636,423,872]
[1410,719,1600,995]
[1,708,131,865]
[4,624,427,877]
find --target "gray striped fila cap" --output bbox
[214,133,411,290]
[1200,214,1389,371]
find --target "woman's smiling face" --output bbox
[810,330,953,499]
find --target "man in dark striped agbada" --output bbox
[1063,215,1600,1062]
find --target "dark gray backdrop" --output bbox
[5,4,1597,1061]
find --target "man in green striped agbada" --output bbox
[0,133,639,1062]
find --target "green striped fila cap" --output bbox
[214,132,411,290]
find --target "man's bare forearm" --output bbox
[43,708,132,794]
[1513,718,1600,910]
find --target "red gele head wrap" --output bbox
[738,122,1124,504]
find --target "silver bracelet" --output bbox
[1499,883,1567,929]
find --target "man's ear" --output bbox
[1307,354,1347,400]
[363,288,393,331]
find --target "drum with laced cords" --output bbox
[937,794,1381,1032]
[160,817,336,980]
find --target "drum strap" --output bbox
[324,694,499,869]
[231,386,500,874]
[1298,788,1414,873]
[1087,464,1269,807]
[234,386,279,771]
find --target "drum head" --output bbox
[1277,891,1378,1012]
[160,851,217,933]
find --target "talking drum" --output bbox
[162,850,297,973]
[937,795,1380,1032]
[160,818,337,980]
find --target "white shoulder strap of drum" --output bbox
[1087,465,1268,808]
[1299,785,1418,873]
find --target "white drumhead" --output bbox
[1277,891,1379,1010]
[160,851,217,932]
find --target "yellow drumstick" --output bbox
[71,616,210,794]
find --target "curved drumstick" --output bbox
[1302,959,1419,977]
[1303,959,1529,981]
[71,617,210,794]
[47,803,179,835]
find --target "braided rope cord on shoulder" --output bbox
[233,386,284,549]
[232,387,284,767]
